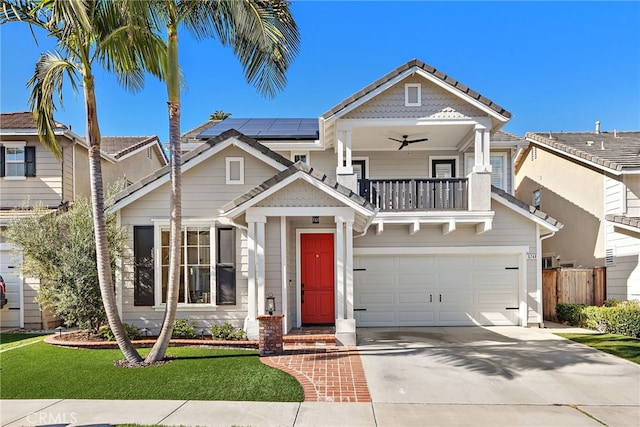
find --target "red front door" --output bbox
[301,233,335,324]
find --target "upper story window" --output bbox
[405,83,421,107]
[533,189,541,209]
[465,153,507,190]
[0,143,36,179]
[291,152,309,164]
[225,157,244,185]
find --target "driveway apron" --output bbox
[357,326,640,406]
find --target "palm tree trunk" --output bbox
[146,22,181,362]
[84,71,143,364]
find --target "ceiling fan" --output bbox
[388,134,429,150]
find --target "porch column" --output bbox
[473,125,485,173]
[255,217,266,315]
[483,128,492,173]
[245,221,257,338]
[335,216,345,320]
[337,131,345,173]
[345,130,353,173]
[345,218,354,319]
[336,130,353,175]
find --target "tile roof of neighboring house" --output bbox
[0,111,67,130]
[112,129,294,207]
[493,129,523,142]
[181,119,218,144]
[100,136,168,164]
[221,161,376,214]
[322,59,512,120]
[491,185,563,230]
[605,214,640,231]
[526,131,640,172]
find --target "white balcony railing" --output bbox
[358,178,468,211]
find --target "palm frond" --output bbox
[27,52,79,159]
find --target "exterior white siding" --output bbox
[604,175,625,215]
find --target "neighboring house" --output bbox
[109,59,562,344]
[515,125,640,301]
[0,112,168,328]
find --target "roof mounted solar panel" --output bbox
[197,118,319,140]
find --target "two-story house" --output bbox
[515,126,640,302]
[0,111,168,328]
[109,59,561,344]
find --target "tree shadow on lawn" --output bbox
[356,327,622,380]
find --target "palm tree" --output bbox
[0,0,166,364]
[143,0,299,363]
[209,110,231,121]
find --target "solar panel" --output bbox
[197,118,318,140]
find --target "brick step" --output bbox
[283,333,336,347]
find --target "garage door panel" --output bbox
[354,253,521,327]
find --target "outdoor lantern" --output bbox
[266,294,276,315]
[55,326,65,337]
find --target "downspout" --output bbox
[537,230,556,328]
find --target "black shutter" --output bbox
[0,147,4,177]
[216,227,236,305]
[134,226,155,306]
[25,146,36,177]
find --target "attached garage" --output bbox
[0,248,22,328]
[353,248,526,327]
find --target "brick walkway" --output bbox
[261,346,371,403]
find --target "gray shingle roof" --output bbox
[491,185,563,230]
[1,111,67,130]
[100,136,165,160]
[322,59,512,120]
[526,131,640,172]
[222,162,376,214]
[606,214,640,231]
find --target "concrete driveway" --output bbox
[357,326,640,426]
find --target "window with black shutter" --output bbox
[134,226,155,306]
[25,146,36,177]
[216,227,236,305]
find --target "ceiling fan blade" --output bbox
[398,142,408,150]
[388,137,404,143]
[406,137,429,143]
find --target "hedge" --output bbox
[556,300,640,338]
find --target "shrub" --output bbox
[97,323,141,341]
[556,303,587,326]
[211,322,246,340]
[172,319,196,339]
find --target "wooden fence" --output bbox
[542,267,606,321]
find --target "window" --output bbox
[542,256,554,269]
[405,83,421,107]
[0,143,36,178]
[226,157,244,184]
[464,153,508,190]
[533,189,541,209]
[431,158,456,178]
[216,227,236,305]
[291,152,309,164]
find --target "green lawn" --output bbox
[0,333,48,350]
[557,333,640,364]
[0,342,303,401]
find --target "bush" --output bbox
[172,319,196,339]
[557,300,640,338]
[97,323,141,341]
[556,303,587,325]
[210,322,246,340]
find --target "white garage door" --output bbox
[354,253,520,326]
[0,250,22,328]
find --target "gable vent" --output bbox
[605,248,615,266]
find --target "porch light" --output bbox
[55,326,64,337]
[266,293,276,315]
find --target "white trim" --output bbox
[1,141,26,148]
[607,220,640,235]
[225,157,245,185]
[491,192,561,232]
[354,246,528,256]
[352,156,369,179]
[404,83,421,107]
[246,207,356,219]
[429,155,459,178]
[295,228,335,328]
[280,217,288,331]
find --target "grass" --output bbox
[0,342,303,401]
[0,332,48,350]
[557,333,640,364]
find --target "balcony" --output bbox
[358,178,468,211]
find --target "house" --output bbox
[0,112,168,328]
[109,59,562,344]
[515,125,640,301]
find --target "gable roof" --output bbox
[0,111,68,130]
[525,131,640,174]
[221,161,376,216]
[109,129,293,212]
[101,136,168,164]
[322,59,512,122]
[491,185,563,232]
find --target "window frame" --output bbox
[2,142,28,179]
[405,83,422,107]
[429,156,458,178]
[291,151,309,164]
[533,189,541,210]
[225,157,244,185]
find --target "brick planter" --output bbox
[257,314,285,356]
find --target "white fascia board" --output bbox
[262,140,324,151]
[607,220,640,235]
[491,192,561,232]
[336,117,480,131]
[373,210,494,224]
[222,172,374,219]
[527,138,628,176]
[354,246,528,256]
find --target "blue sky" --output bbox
[1,1,639,144]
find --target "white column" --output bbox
[345,130,353,173]
[473,125,484,172]
[335,216,345,320]
[280,217,288,331]
[247,221,256,321]
[337,131,345,173]
[483,128,492,172]
[256,218,266,315]
[345,218,354,319]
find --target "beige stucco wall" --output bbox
[516,146,605,268]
